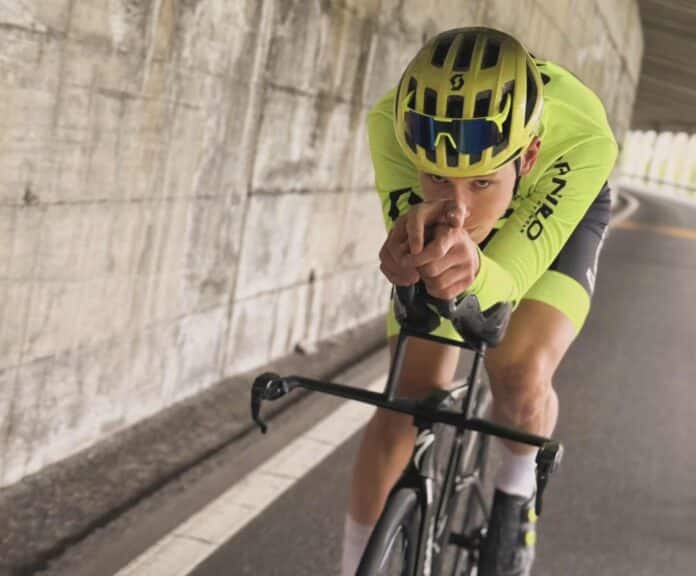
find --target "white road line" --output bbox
[115,376,387,576]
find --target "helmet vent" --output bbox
[408,77,418,103]
[431,33,456,68]
[446,95,464,118]
[424,88,438,162]
[424,88,438,115]
[499,80,515,111]
[481,40,500,69]
[474,90,492,118]
[468,151,482,165]
[453,34,476,71]
[525,64,539,124]
[446,139,459,167]
[446,95,464,167]
[494,81,514,156]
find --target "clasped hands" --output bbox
[379,199,480,300]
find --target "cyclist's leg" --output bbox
[341,312,461,576]
[476,284,579,576]
[485,181,610,459]
[485,297,575,455]
[477,185,610,575]
[348,331,460,525]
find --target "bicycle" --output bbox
[251,282,563,575]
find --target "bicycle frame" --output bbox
[251,327,563,574]
[382,331,491,576]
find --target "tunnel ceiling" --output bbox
[632,0,696,132]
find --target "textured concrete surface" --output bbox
[0,0,642,490]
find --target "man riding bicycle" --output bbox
[341,27,617,575]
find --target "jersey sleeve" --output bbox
[366,90,421,233]
[466,136,618,311]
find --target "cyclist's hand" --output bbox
[379,200,467,286]
[402,223,480,300]
[405,199,468,256]
[379,217,420,285]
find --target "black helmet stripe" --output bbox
[424,88,438,162]
[431,32,457,68]
[453,34,476,71]
[446,94,465,166]
[474,90,492,118]
[446,95,464,118]
[424,88,438,116]
[494,81,515,156]
[481,40,500,69]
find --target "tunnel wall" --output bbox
[0,0,642,487]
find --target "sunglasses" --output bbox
[403,91,510,156]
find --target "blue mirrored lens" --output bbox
[405,112,435,149]
[455,119,502,154]
[404,112,502,155]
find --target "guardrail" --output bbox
[620,173,696,193]
[617,173,696,205]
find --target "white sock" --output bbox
[494,443,537,498]
[340,514,374,576]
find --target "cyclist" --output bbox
[341,27,617,575]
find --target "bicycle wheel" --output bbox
[356,488,422,576]
[431,384,492,575]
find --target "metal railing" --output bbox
[619,172,696,193]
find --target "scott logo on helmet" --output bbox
[449,74,465,91]
[524,159,571,241]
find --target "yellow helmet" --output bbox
[394,27,543,177]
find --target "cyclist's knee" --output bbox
[487,355,555,426]
[367,335,458,450]
[370,406,417,449]
[387,335,459,397]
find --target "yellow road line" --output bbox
[614,220,696,241]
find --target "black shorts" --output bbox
[547,182,611,296]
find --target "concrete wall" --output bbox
[0,0,642,488]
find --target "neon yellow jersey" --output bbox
[368,59,619,312]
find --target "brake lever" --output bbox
[534,441,564,515]
[250,372,288,434]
